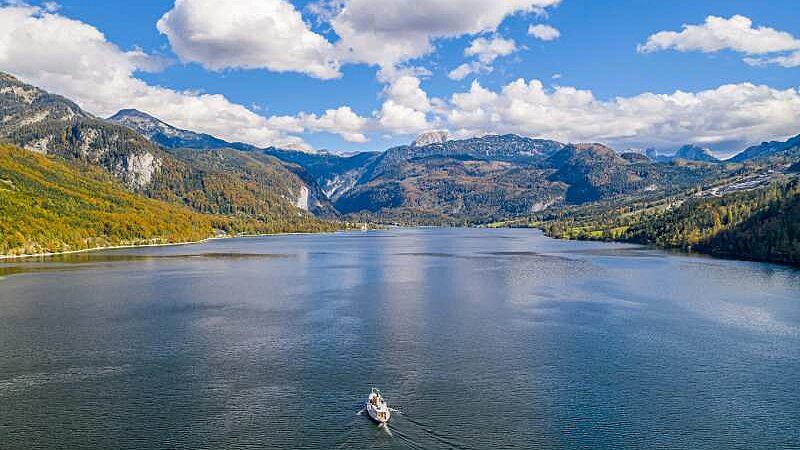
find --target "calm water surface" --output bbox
[1,228,799,449]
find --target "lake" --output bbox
[1,228,798,449]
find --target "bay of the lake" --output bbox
[1,228,798,449]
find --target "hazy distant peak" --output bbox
[674,144,718,162]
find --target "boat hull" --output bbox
[366,403,391,424]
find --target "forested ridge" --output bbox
[539,178,800,265]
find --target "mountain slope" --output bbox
[166,148,337,217]
[625,179,800,265]
[728,134,800,162]
[108,109,255,151]
[548,143,648,203]
[0,144,214,256]
[0,73,327,221]
[323,135,568,222]
[537,168,800,266]
[700,181,800,264]
[335,155,566,223]
[262,147,380,201]
[0,73,164,189]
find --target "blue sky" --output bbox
[2,0,799,155]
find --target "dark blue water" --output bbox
[1,228,798,449]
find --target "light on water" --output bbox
[0,228,798,449]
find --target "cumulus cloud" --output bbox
[158,0,561,75]
[299,106,369,143]
[528,24,560,41]
[639,15,800,68]
[384,75,432,112]
[378,100,430,134]
[0,4,370,149]
[157,0,341,79]
[446,79,800,150]
[376,75,434,134]
[330,0,559,68]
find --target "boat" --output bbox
[365,388,391,424]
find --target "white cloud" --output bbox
[384,75,432,112]
[446,78,800,150]
[299,106,369,143]
[638,15,800,68]
[330,0,559,68]
[377,100,430,134]
[0,4,370,149]
[157,0,561,76]
[376,75,435,134]
[745,51,800,68]
[448,62,482,81]
[3,4,798,152]
[447,35,515,81]
[528,24,560,41]
[41,1,59,12]
[465,36,517,64]
[157,0,341,79]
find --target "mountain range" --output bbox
[2,71,799,262]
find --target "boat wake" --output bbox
[389,412,472,450]
[335,397,476,449]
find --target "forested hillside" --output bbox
[0,145,343,257]
[626,181,800,264]
[0,144,213,256]
[540,177,800,265]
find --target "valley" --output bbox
[2,71,799,265]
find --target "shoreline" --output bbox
[0,238,213,261]
[0,229,367,261]
[2,226,796,268]
[536,227,800,269]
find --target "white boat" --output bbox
[365,388,391,424]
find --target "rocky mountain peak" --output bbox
[108,108,255,151]
[109,109,171,137]
[675,144,718,162]
[412,130,448,147]
[0,71,88,123]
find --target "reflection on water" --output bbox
[0,252,292,278]
[0,228,798,450]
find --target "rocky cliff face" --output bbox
[294,185,310,211]
[0,73,165,190]
[0,73,87,128]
